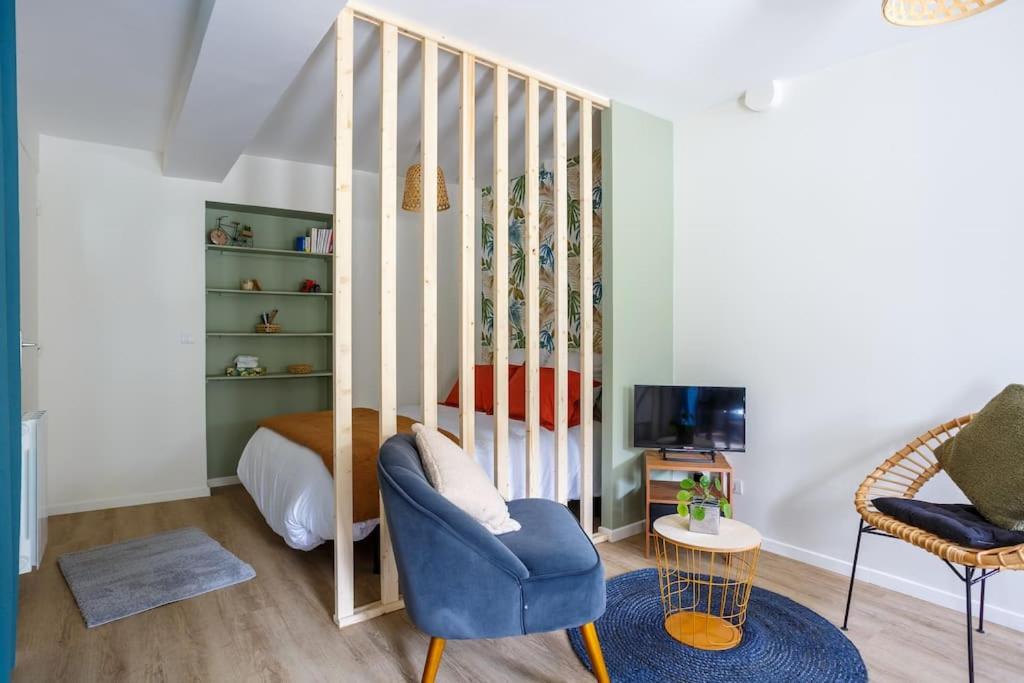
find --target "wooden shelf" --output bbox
[645,450,735,474]
[645,450,734,558]
[206,244,333,259]
[204,203,336,481]
[206,371,333,382]
[206,288,332,297]
[650,480,683,505]
[207,332,332,337]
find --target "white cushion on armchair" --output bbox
[413,423,521,535]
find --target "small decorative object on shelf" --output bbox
[208,226,229,245]
[228,354,265,377]
[225,366,266,377]
[287,363,314,375]
[255,309,280,333]
[299,279,321,293]
[240,278,262,291]
[211,216,255,248]
[677,473,732,535]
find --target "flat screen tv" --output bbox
[633,385,746,452]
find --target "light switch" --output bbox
[180,333,195,345]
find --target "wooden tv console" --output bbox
[643,450,734,557]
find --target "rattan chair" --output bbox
[842,414,1024,683]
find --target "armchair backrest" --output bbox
[377,434,530,638]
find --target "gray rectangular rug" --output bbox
[58,526,255,627]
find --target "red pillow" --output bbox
[441,364,521,414]
[508,366,592,430]
[570,382,601,426]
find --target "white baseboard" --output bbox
[47,486,211,516]
[599,519,645,543]
[208,475,240,488]
[761,536,1024,633]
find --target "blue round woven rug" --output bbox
[568,568,867,683]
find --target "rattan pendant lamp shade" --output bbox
[882,0,1007,26]
[402,163,450,212]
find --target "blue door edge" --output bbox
[0,0,22,678]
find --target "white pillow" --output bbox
[412,424,521,535]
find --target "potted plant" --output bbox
[676,474,732,535]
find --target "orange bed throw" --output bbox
[259,408,453,525]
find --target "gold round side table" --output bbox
[653,514,762,651]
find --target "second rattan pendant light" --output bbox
[402,163,450,212]
[882,0,1007,26]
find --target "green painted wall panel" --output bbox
[600,102,675,531]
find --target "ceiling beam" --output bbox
[163,0,346,181]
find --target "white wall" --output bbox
[38,136,460,514]
[674,15,1024,630]
[352,172,462,410]
[18,130,39,413]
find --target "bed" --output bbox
[237,404,601,550]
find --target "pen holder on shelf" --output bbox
[256,309,280,333]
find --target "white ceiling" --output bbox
[17,0,200,153]
[17,0,1015,181]
[162,0,348,180]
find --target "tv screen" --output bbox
[633,385,746,452]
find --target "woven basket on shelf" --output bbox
[287,363,314,375]
[255,324,281,334]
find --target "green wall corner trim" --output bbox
[600,102,675,532]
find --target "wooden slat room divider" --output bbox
[334,1,609,627]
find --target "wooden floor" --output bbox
[14,486,1022,682]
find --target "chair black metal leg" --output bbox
[965,566,975,683]
[977,574,986,634]
[841,519,865,631]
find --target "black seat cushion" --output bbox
[874,497,1024,550]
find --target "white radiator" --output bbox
[20,411,47,574]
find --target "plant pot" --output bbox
[688,499,721,535]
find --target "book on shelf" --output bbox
[305,226,333,255]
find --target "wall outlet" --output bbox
[736,479,746,495]
[179,333,195,345]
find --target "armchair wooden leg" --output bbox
[579,622,610,683]
[421,637,446,683]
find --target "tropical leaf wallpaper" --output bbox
[480,150,603,355]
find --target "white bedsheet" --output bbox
[237,404,601,551]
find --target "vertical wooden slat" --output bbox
[492,64,510,497]
[332,8,355,625]
[524,77,541,498]
[458,53,476,454]
[579,99,594,535]
[420,39,438,430]
[378,21,399,606]
[553,88,569,505]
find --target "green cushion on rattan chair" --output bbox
[935,384,1024,531]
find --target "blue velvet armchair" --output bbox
[377,433,609,683]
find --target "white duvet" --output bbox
[237,404,601,550]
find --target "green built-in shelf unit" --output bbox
[205,201,333,479]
